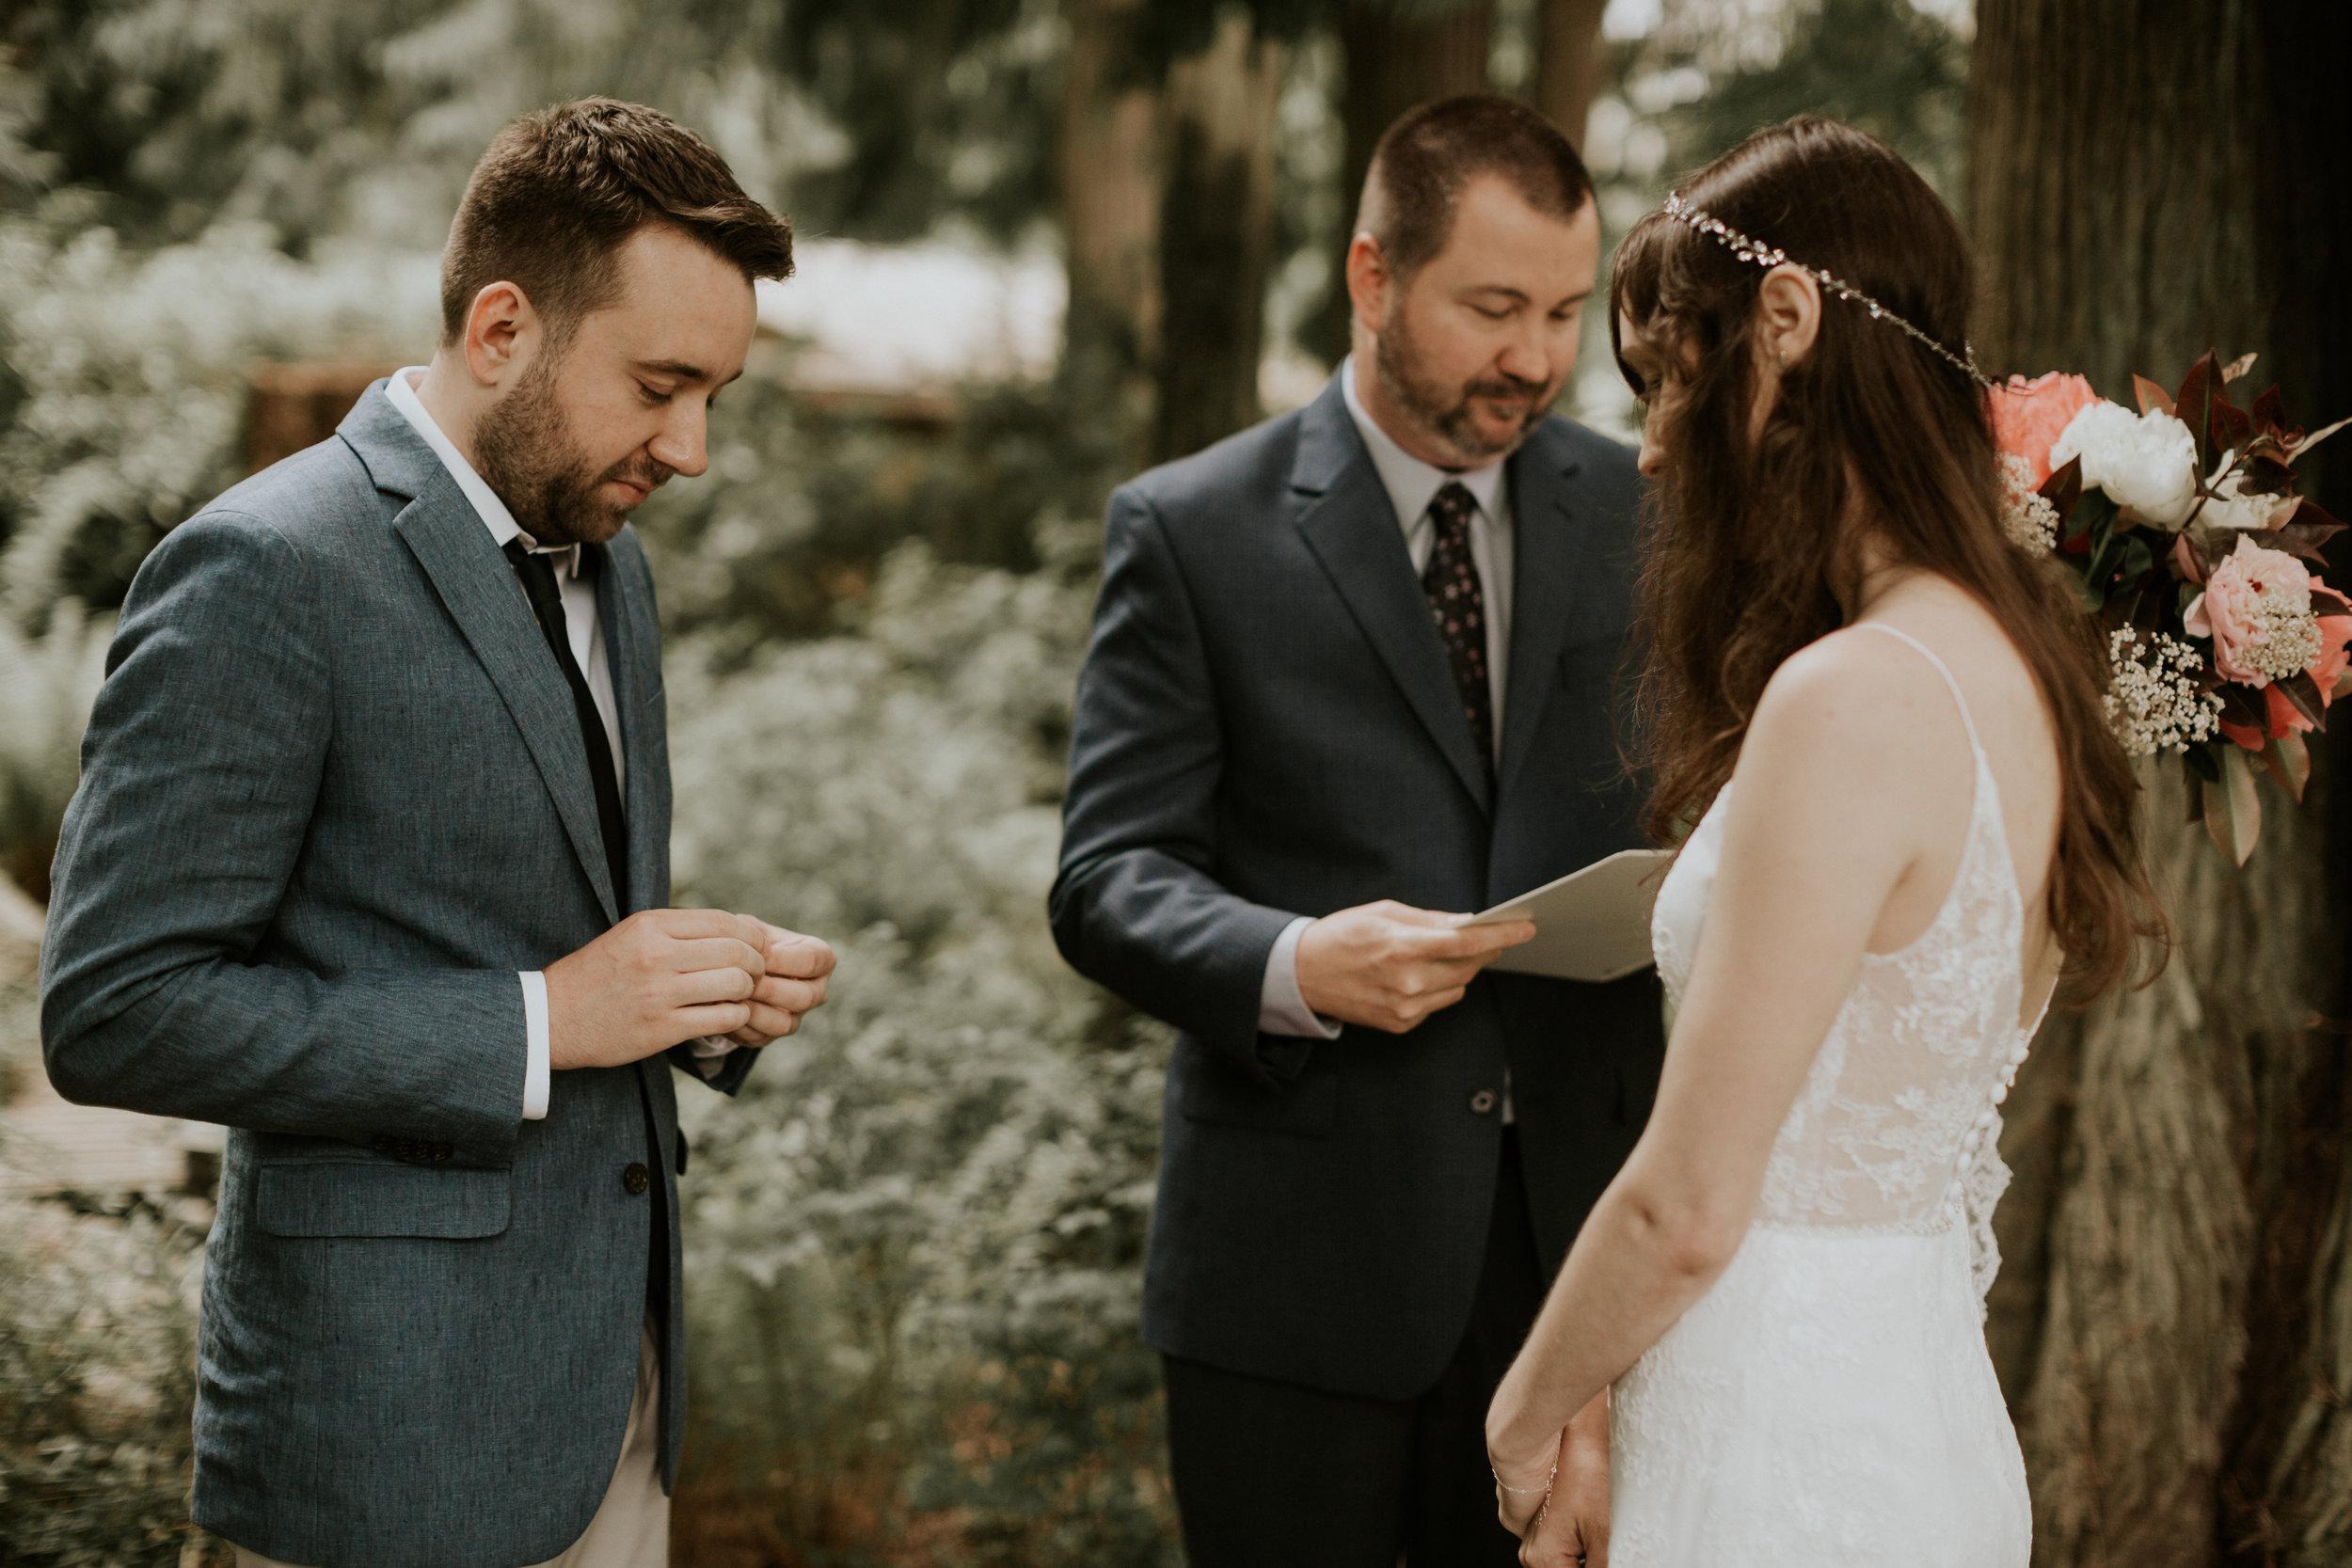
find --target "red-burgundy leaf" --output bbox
[2173,353,2219,467]
[2215,395,2253,455]
[2259,501,2349,562]
[2217,682,2269,730]
[2278,670,2328,733]
[2251,383,2296,440]
[2238,453,2296,496]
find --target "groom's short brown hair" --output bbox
[439,97,794,347]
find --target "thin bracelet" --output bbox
[1491,1459,1557,1496]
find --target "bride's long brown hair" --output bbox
[1611,117,2162,1001]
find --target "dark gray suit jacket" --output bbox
[1050,376,1665,1402]
[40,385,752,1567]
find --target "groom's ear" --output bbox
[1345,231,1391,340]
[459,279,544,389]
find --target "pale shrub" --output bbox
[669,529,1179,1564]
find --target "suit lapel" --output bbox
[596,534,661,917]
[1289,382,1492,812]
[1497,426,1600,797]
[390,470,622,925]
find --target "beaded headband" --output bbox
[1661,191,1992,389]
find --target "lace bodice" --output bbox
[1647,624,2039,1308]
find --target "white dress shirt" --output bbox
[1257,358,1517,1041]
[385,368,734,1117]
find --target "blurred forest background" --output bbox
[0,1,2346,1566]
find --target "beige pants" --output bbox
[232,1321,668,1568]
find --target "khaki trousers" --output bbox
[232,1320,667,1568]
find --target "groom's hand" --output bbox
[545,909,771,1069]
[1295,901,1534,1034]
[724,922,837,1047]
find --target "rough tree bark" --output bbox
[1968,5,2352,1565]
[1152,10,1286,463]
[1306,0,1494,364]
[1530,0,1608,151]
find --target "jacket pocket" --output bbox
[1180,1053,1340,1138]
[257,1161,513,1239]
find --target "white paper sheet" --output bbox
[1467,847,1676,982]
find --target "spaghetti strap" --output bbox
[1851,622,1986,766]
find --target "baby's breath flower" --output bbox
[1998,453,2058,554]
[2240,585,2324,684]
[2104,626,2222,756]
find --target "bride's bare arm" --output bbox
[1484,628,1974,1529]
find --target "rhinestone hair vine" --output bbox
[1661,191,1992,389]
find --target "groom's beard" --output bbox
[1375,309,1558,466]
[474,354,673,546]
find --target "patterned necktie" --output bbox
[1422,481,1494,779]
[504,539,629,914]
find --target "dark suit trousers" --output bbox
[1163,1130,1543,1567]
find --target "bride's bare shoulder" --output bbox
[1746,621,1947,752]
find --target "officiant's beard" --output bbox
[1374,309,1558,465]
[475,351,673,546]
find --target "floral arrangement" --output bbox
[1990,353,2352,863]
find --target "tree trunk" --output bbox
[1306,0,1494,364]
[1152,10,1286,463]
[1530,0,1608,150]
[1057,0,1163,427]
[1968,5,2352,1565]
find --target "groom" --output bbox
[1052,96,1662,1564]
[40,100,826,1568]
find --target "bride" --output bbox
[1484,117,2161,1565]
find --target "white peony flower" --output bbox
[2050,401,2200,528]
[2198,454,2299,531]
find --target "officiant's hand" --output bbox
[546,909,772,1069]
[724,921,836,1047]
[1295,901,1534,1033]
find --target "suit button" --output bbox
[623,1162,651,1196]
[1470,1089,1499,1115]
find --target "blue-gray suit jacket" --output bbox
[1051,377,1665,1402]
[39,385,753,1567]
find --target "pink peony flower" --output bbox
[1988,372,2099,485]
[2223,603,2352,748]
[2185,536,2311,686]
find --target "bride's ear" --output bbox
[1755,264,1822,373]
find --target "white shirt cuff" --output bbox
[689,1034,739,1079]
[1259,916,1344,1039]
[519,971,550,1120]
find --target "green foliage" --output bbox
[664,529,1178,1563]
[635,378,1127,657]
[0,987,220,1568]
[0,0,1066,252]
[0,216,436,616]
[0,600,108,898]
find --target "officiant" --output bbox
[1049,95,1664,1566]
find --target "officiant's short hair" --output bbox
[1359,95,1593,279]
[439,97,794,348]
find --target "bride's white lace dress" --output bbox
[1613,624,2035,1566]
